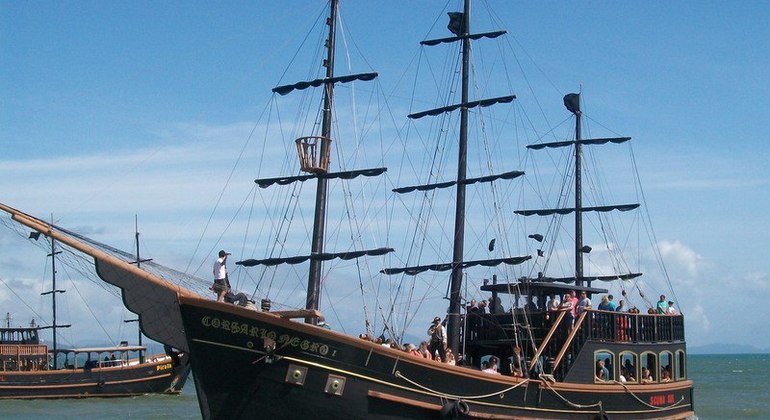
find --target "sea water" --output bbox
[0,354,767,419]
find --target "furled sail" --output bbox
[255,167,386,189]
[408,95,515,119]
[516,273,643,284]
[381,256,531,276]
[515,203,639,217]
[526,136,631,150]
[272,72,378,96]
[393,170,523,194]
[237,247,394,267]
[420,30,507,46]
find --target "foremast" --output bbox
[305,0,339,321]
[242,0,385,325]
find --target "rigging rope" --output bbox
[395,370,528,400]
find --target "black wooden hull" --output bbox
[0,353,190,399]
[180,298,694,420]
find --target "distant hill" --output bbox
[689,343,769,355]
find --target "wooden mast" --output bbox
[305,0,338,323]
[41,216,65,369]
[447,0,471,358]
[572,95,584,287]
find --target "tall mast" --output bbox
[42,220,63,369]
[447,0,471,358]
[573,96,584,286]
[305,0,338,322]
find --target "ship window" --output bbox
[619,351,637,383]
[593,350,614,383]
[640,351,657,383]
[675,350,686,380]
[660,351,673,383]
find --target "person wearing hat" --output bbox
[666,301,677,315]
[427,316,446,362]
[212,250,231,302]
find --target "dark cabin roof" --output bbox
[481,281,608,296]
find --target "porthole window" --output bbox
[660,351,673,383]
[619,351,637,383]
[675,350,686,380]
[640,351,657,383]
[594,350,614,383]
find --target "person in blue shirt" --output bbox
[656,295,669,314]
[607,294,618,311]
[597,295,611,311]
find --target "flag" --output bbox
[447,12,464,36]
[563,93,580,114]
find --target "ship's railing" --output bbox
[0,344,48,356]
[0,344,50,371]
[586,310,685,343]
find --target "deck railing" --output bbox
[585,310,685,343]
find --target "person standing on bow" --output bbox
[427,316,447,362]
[213,250,231,302]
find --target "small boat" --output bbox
[0,229,190,399]
[0,0,695,417]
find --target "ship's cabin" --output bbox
[0,326,49,372]
[461,280,687,384]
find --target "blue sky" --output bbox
[2,1,769,351]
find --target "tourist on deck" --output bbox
[569,291,579,319]
[616,299,625,312]
[545,294,560,321]
[510,346,526,378]
[224,289,253,307]
[619,370,627,384]
[212,250,231,302]
[597,295,611,311]
[656,295,669,314]
[607,294,618,311]
[467,299,478,312]
[446,349,456,366]
[546,294,560,312]
[428,316,447,362]
[478,299,487,313]
[595,359,610,382]
[418,341,430,359]
[577,291,591,316]
[560,293,574,325]
[489,296,504,314]
[641,368,654,383]
[482,356,500,374]
[667,301,677,314]
[661,369,672,383]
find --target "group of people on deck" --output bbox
[543,290,678,323]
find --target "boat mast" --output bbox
[41,222,63,369]
[305,0,338,322]
[447,0,471,358]
[572,95,584,287]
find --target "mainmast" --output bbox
[393,0,522,357]
[447,0,472,360]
